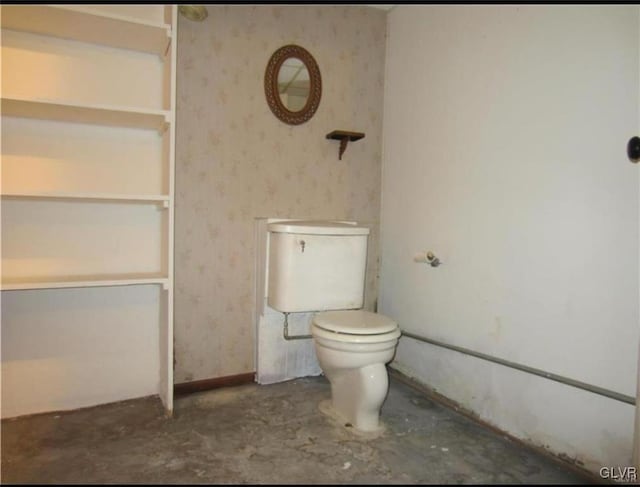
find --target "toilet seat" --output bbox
[312,310,400,344]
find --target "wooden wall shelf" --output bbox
[1,5,171,56]
[1,274,169,291]
[1,191,170,206]
[1,97,169,132]
[326,130,365,160]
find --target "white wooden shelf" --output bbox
[1,5,171,56]
[1,274,169,291]
[1,192,170,206]
[1,97,169,132]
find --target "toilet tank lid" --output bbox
[268,220,370,235]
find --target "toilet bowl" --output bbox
[311,309,401,432]
[266,220,401,433]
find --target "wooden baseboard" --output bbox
[173,372,256,396]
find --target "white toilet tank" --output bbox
[267,220,370,313]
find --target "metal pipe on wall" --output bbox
[401,330,635,405]
[282,312,312,341]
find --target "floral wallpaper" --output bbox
[175,5,387,383]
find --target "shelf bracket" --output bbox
[325,130,365,160]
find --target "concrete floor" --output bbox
[2,373,592,484]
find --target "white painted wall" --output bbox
[1,286,160,418]
[380,5,639,472]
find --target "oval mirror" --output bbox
[265,45,322,125]
[277,57,310,111]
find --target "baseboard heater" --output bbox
[401,330,635,405]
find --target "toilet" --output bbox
[267,220,400,432]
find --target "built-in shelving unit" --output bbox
[0,5,176,419]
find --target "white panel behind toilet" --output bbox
[253,218,321,384]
